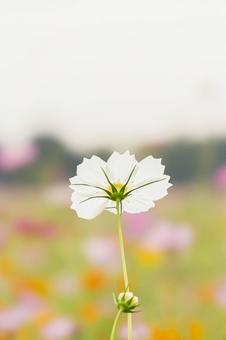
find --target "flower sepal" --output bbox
[113,291,139,313]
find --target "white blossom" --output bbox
[69,151,172,219]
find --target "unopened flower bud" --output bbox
[113,291,139,313]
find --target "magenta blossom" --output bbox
[214,164,226,190]
[15,218,57,238]
[0,143,38,171]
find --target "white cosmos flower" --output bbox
[69,151,172,219]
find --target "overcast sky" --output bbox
[0,0,226,150]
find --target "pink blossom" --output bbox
[0,294,48,331]
[15,218,56,238]
[0,305,32,331]
[82,236,119,271]
[214,164,226,190]
[41,317,77,339]
[140,221,193,252]
[123,212,151,239]
[124,214,193,252]
[0,143,38,171]
[214,281,226,307]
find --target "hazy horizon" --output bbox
[1,0,226,150]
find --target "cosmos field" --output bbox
[1,183,226,340]
[1,139,226,339]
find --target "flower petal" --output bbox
[106,151,137,184]
[105,200,118,215]
[131,156,165,187]
[123,194,155,213]
[71,155,107,188]
[69,175,104,196]
[71,191,108,219]
[129,176,172,204]
[123,174,171,213]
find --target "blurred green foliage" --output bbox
[1,136,226,185]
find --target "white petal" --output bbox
[69,175,103,196]
[104,200,120,215]
[72,155,107,187]
[123,194,155,213]
[131,156,165,187]
[106,151,137,184]
[123,176,172,213]
[127,176,172,210]
[69,156,110,219]
[71,191,108,219]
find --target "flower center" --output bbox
[113,182,124,192]
[107,182,128,201]
[107,182,124,193]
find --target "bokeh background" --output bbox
[1,1,226,339]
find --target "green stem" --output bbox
[110,309,122,340]
[116,200,132,340]
[128,314,132,340]
[116,200,129,287]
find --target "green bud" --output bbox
[113,291,139,313]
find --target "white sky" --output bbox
[0,0,226,150]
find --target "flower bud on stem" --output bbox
[114,291,139,313]
[110,199,133,340]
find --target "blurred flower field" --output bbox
[1,181,226,339]
[1,137,226,339]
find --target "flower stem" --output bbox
[116,200,132,340]
[116,200,129,287]
[110,309,122,340]
[128,314,132,340]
